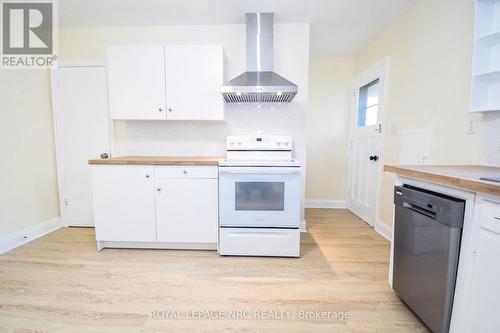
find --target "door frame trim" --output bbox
[347,56,390,230]
[50,60,113,227]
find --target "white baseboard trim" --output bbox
[0,217,63,254]
[375,220,392,241]
[305,199,346,209]
[97,241,217,251]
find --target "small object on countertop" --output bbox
[100,153,109,159]
[480,177,500,184]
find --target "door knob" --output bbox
[369,155,379,161]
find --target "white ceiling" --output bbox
[58,0,420,56]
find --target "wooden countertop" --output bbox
[89,156,225,166]
[384,165,500,196]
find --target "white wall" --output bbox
[0,70,60,238]
[353,0,482,226]
[482,112,500,166]
[306,57,353,203]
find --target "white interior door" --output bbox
[52,64,111,226]
[347,58,388,227]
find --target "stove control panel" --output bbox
[227,135,292,151]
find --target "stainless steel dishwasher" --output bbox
[393,185,465,333]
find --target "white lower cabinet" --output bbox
[462,196,500,332]
[155,176,218,243]
[91,165,218,248]
[91,165,156,242]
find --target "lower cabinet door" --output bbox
[155,178,218,243]
[91,165,156,242]
[465,230,500,332]
[464,197,500,332]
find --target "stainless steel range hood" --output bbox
[221,13,298,103]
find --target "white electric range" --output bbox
[218,135,302,257]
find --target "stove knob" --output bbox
[237,142,242,145]
[230,142,235,146]
[276,141,282,146]
[284,141,289,146]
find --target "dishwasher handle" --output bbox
[403,202,437,220]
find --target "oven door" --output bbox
[219,166,301,228]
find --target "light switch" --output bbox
[391,123,400,136]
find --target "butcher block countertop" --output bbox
[384,165,500,196]
[88,156,225,166]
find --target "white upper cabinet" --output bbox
[107,45,224,120]
[165,45,224,120]
[108,45,167,120]
[470,0,500,112]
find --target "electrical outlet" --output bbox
[466,114,479,134]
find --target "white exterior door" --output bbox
[155,178,218,243]
[164,45,224,120]
[347,58,388,226]
[52,64,111,226]
[91,165,156,242]
[107,45,167,120]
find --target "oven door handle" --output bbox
[219,168,301,175]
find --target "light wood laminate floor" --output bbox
[0,209,427,333]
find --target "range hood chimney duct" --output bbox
[221,13,298,103]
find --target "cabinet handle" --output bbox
[145,174,150,178]
[157,188,162,192]
[158,107,163,112]
[183,170,188,175]
[168,108,173,112]
[495,217,500,221]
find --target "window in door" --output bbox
[357,78,380,127]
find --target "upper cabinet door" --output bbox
[164,45,224,120]
[108,45,166,120]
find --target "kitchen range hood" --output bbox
[221,13,298,103]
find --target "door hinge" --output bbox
[64,199,69,207]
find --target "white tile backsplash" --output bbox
[482,111,500,166]
[124,102,307,163]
